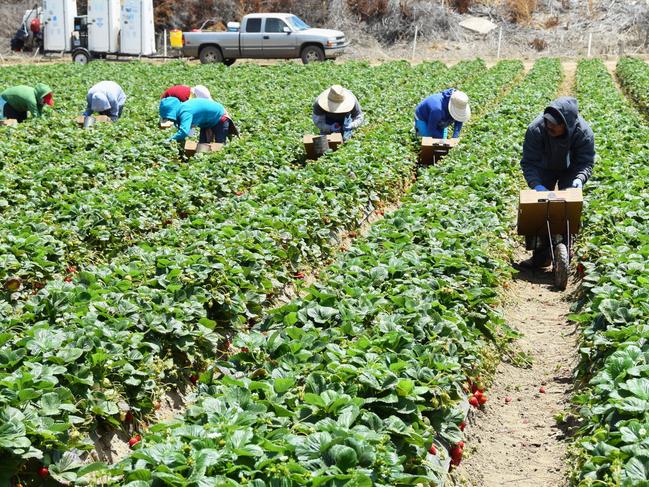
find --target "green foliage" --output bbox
[616,57,649,117]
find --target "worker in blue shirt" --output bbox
[414,88,470,139]
[84,81,127,122]
[159,97,237,144]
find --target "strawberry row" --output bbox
[569,59,649,486]
[77,59,553,487]
[616,56,649,117]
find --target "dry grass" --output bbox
[544,16,559,28]
[530,37,548,51]
[346,0,389,20]
[507,0,537,23]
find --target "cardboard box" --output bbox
[76,115,112,126]
[517,188,583,236]
[184,140,223,157]
[303,132,343,160]
[159,120,174,129]
[0,119,18,127]
[419,137,459,165]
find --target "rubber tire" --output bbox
[553,243,569,290]
[199,45,223,64]
[301,45,325,64]
[72,48,91,64]
[223,58,236,67]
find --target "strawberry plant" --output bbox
[616,56,649,117]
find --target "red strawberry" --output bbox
[457,441,465,449]
[154,401,161,411]
[189,374,198,385]
[577,262,585,276]
[450,445,463,466]
[294,272,305,279]
[539,386,546,394]
[428,444,437,455]
[240,347,249,353]
[125,411,134,422]
[128,434,141,448]
[459,421,466,431]
[66,265,78,274]
[235,190,244,196]
[469,395,480,408]
[38,467,49,478]
[64,276,73,282]
[471,383,479,394]
[478,393,488,405]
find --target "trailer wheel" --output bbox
[301,45,325,64]
[223,58,236,67]
[553,243,569,291]
[72,48,91,64]
[199,45,223,64]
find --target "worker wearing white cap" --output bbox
[414,88,470,139]
[312,85,364,141]
[192,85,212,100]
[84,80,126,122]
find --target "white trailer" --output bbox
[42,0,77,52]
[87,0,120,53]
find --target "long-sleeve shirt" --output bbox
[84,81,127,121]
[170,99,226,142]
[161,85,192,102]
[312,96,364,133]
[0,83,51,117]
[415,89,463,138]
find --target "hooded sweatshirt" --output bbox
[0,83,52,117]
[84,81,127,121]
[415,88,462,138]
[520,97,595,188]
[163,98,226,142]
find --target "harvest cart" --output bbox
[419,137,459,165]
[517,188,583,290]
[0,119,19,127]
[303,133,343,160]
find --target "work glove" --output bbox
[331,122,341,131]
[534,185,548,191]
[572,178,583,189]
[343,114,352,129]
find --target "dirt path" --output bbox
[450,63,579,487]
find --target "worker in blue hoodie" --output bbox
[159,97,237,144]
[414,88,470,138]
[518,96,595,269]
[84,81,126,122]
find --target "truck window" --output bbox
[264,18,288,33]
[246,18,262,33]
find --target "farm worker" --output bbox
[0,83,53,123]
[312,85,364,141]
[518,96,595,269]
[160,85,212,102]
[414,88,470,138]
[160,97,237,144]
[84,81,127,122]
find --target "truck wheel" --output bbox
[223,58,236,67]
[301,45,325,64]
[72,48,91,64]
[199,45,223,64]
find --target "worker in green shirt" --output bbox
[0,83,53,123]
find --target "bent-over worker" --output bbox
[414,88,470,139]
[84,81,127,122]
[0,83,53,123]
[519,96,595,269]
[312,85,364,141]
[160,97,237,145]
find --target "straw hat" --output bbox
[449,90,471,123]
[317,85,355,114]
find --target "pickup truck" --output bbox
[182,13,349,65]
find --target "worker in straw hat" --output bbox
[414,88,470,138]
[312,85,364,141]
[84,80,127,122]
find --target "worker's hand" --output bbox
[331,122,341,131]
[534,185,548,191]
[572,178,583,189]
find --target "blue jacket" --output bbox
[521,97,595,188]
[415,88,462,138]
[161,98,226,142]
[84,81,126,121]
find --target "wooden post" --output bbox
[163,29,168,59]
[411,25,418,61]
[587,32,592,57]
[496,27,503,60]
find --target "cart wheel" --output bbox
[72,48,91,64]
[553,243,569,290]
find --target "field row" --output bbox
[616,56,649,117]
[570,59,649,485]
